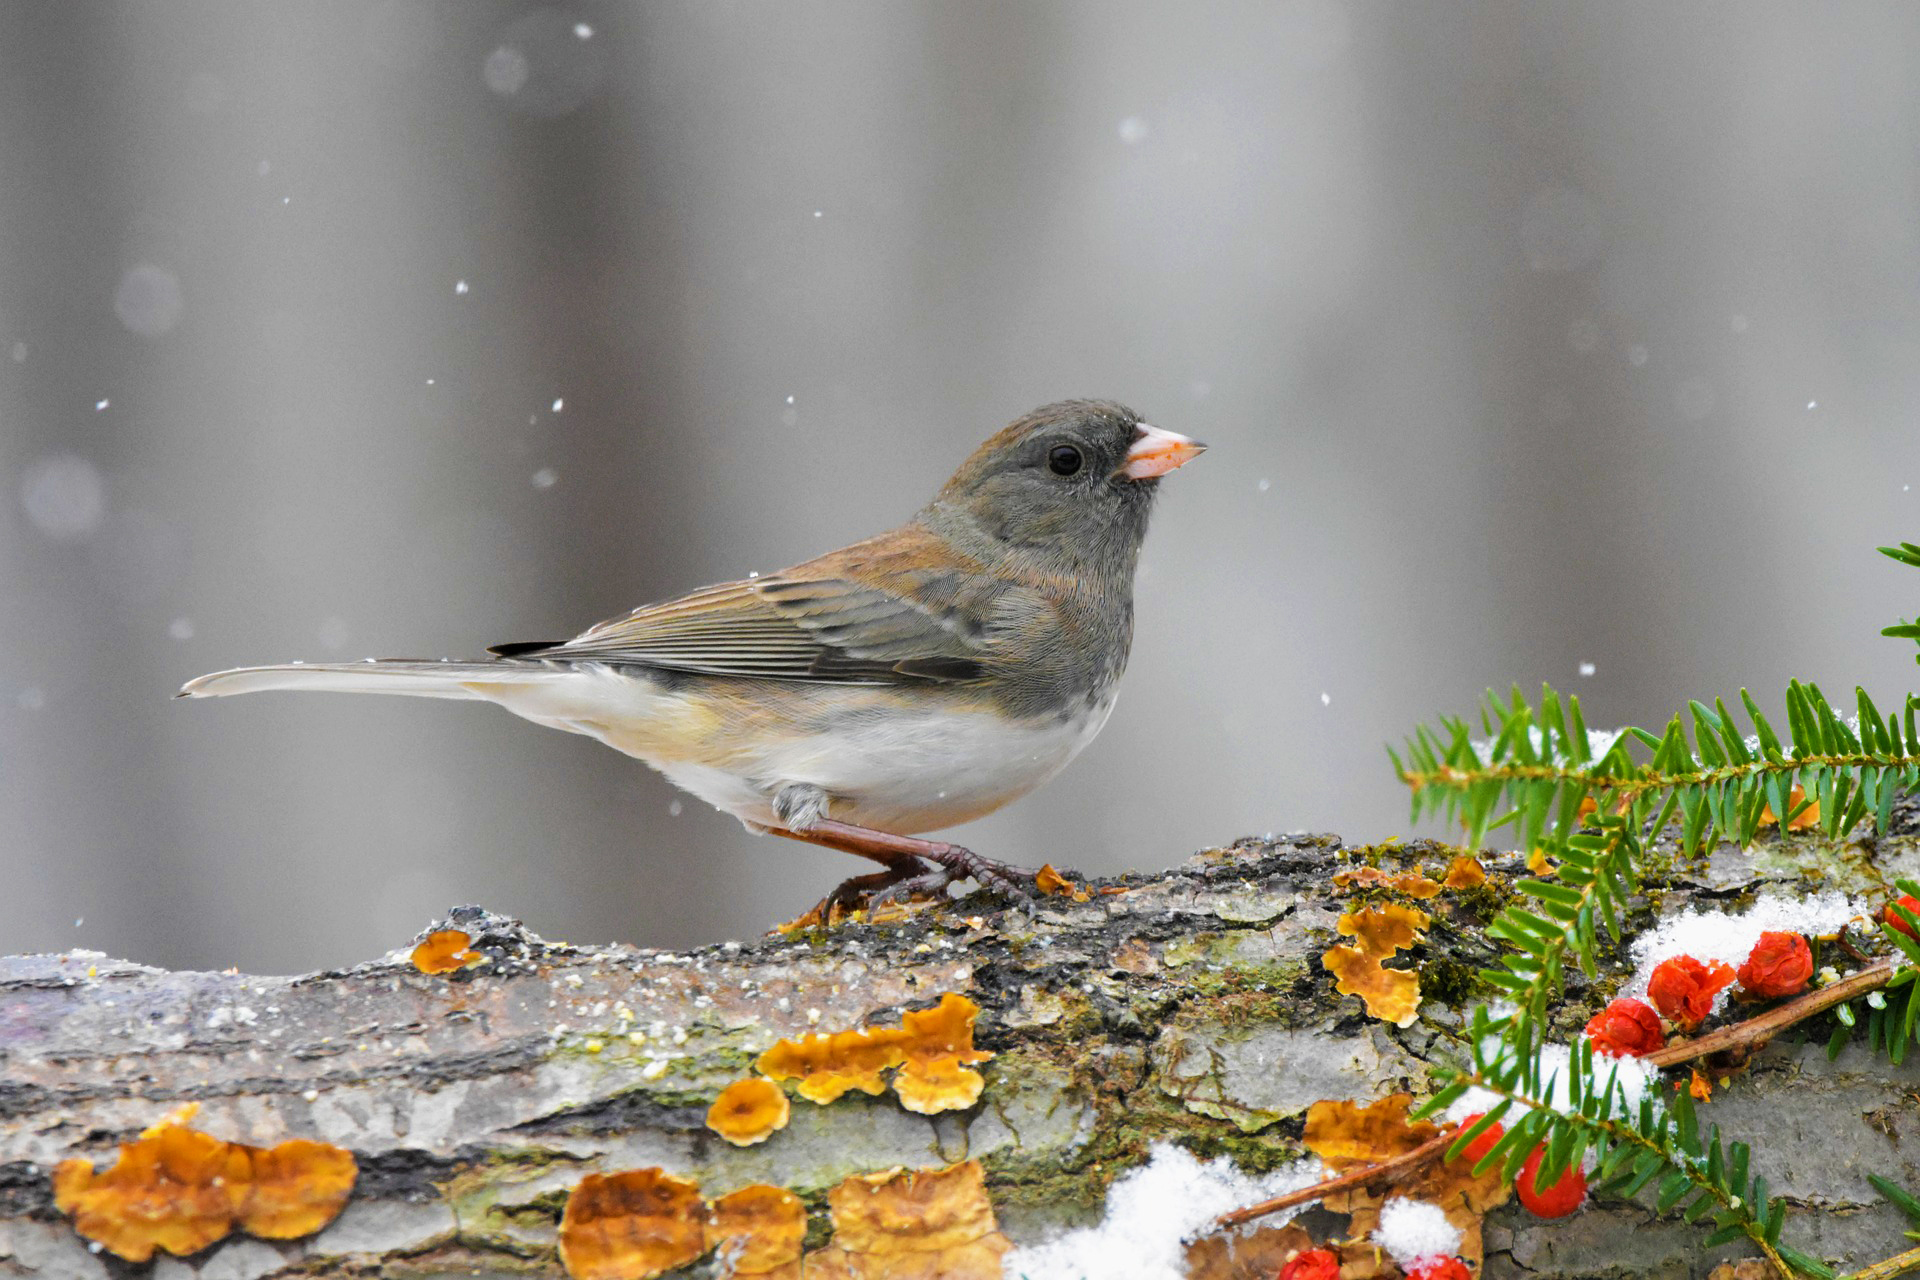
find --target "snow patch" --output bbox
[1372,1197,1461,1266]
[1625,893,1866,1005]
[1003,1144,1327,1280]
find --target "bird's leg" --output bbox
[771,818,1038,908]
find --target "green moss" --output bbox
[1418,955,1490,1008]
[478,1145,579,1171]
[484,1191,567,1228]
[1343,839,1403,869]
[1198,984,1307,1031]
[1175,1128,1310,1175]
[374,1253,555,1279]
[1450,880,1510,926]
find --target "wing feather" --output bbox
[502,527,1018,685]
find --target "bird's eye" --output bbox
[1048,444,1082,476]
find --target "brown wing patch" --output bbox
[499,526,1012,686]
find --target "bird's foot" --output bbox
[825,860,936,916]
[868,841,1037,909]
[768,817,1042,923]
[781,859,939,929]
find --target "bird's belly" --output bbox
[473,663,1116,835]
[664,695,1117,834]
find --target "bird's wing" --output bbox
[499,525,1026,684]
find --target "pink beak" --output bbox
[1119,424,1207,480]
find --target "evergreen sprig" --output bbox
[1883,542,1920,665]
[1393,542,1920,1277]
[1866,1171,1920,1243]
[1421,1020,1829,1277]
[1478,806,1639,1058]
[1391,676,1920,1076]
[1391,679,1920,857]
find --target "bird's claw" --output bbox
[867,843,1038,910]
[798,843,1040,921]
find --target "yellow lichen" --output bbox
[51,1105,356,1262]
[705,1078,792,1147]
[705,1184,807,1275]
[410,928,482,974]
[810,1160,1010,1277]
[558,1169,708,1280]
[755,992,994,1115]
[1322,904,1429,1027]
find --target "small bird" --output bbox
[181,400,1204,911]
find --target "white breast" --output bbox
[666,695,1117,834]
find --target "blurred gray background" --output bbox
[3,1,1916,974]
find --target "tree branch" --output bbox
[4,822,1918,1279]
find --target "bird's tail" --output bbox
[178,660,555,700]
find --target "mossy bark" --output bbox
[5,806,1920,1279]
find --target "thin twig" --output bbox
[1645,958,1896,1069]
[1210,1130,1455,1231]
[1847,1242,1920,1280]
[1835,924,1872,966]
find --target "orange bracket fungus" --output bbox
[410,927,483,974]
[1322,903,1429,1027]
[52,1105,356,1263]
[1034,862,1091,901]
[705,1077,792,1147]
[557,1171,820,1280]
[893,992,994,1114]
[229,1139,359,1238]
[559,1168,709,1280]
[813,1160,1011,1278]
[1332,866,1443,899]
[705,1184,807,1275]
[755,992,993,1115]
[1442,854,1487,889]
[756,1025,909,1104]
[1302,1096,1439,1171]
[53,1118,240,1262]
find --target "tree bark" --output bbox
[5,806,1920,1280]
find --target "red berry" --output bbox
[1407,1259,1473,1280]
[1278,1247,1341,1280]
[1737,931,1813,999]
[1883,894,1920,940]
[1450,1112,1505,1167]
[1645,954,1735,1030]
[1584,997,1665,1057]
[1516,1144,1587,1218]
